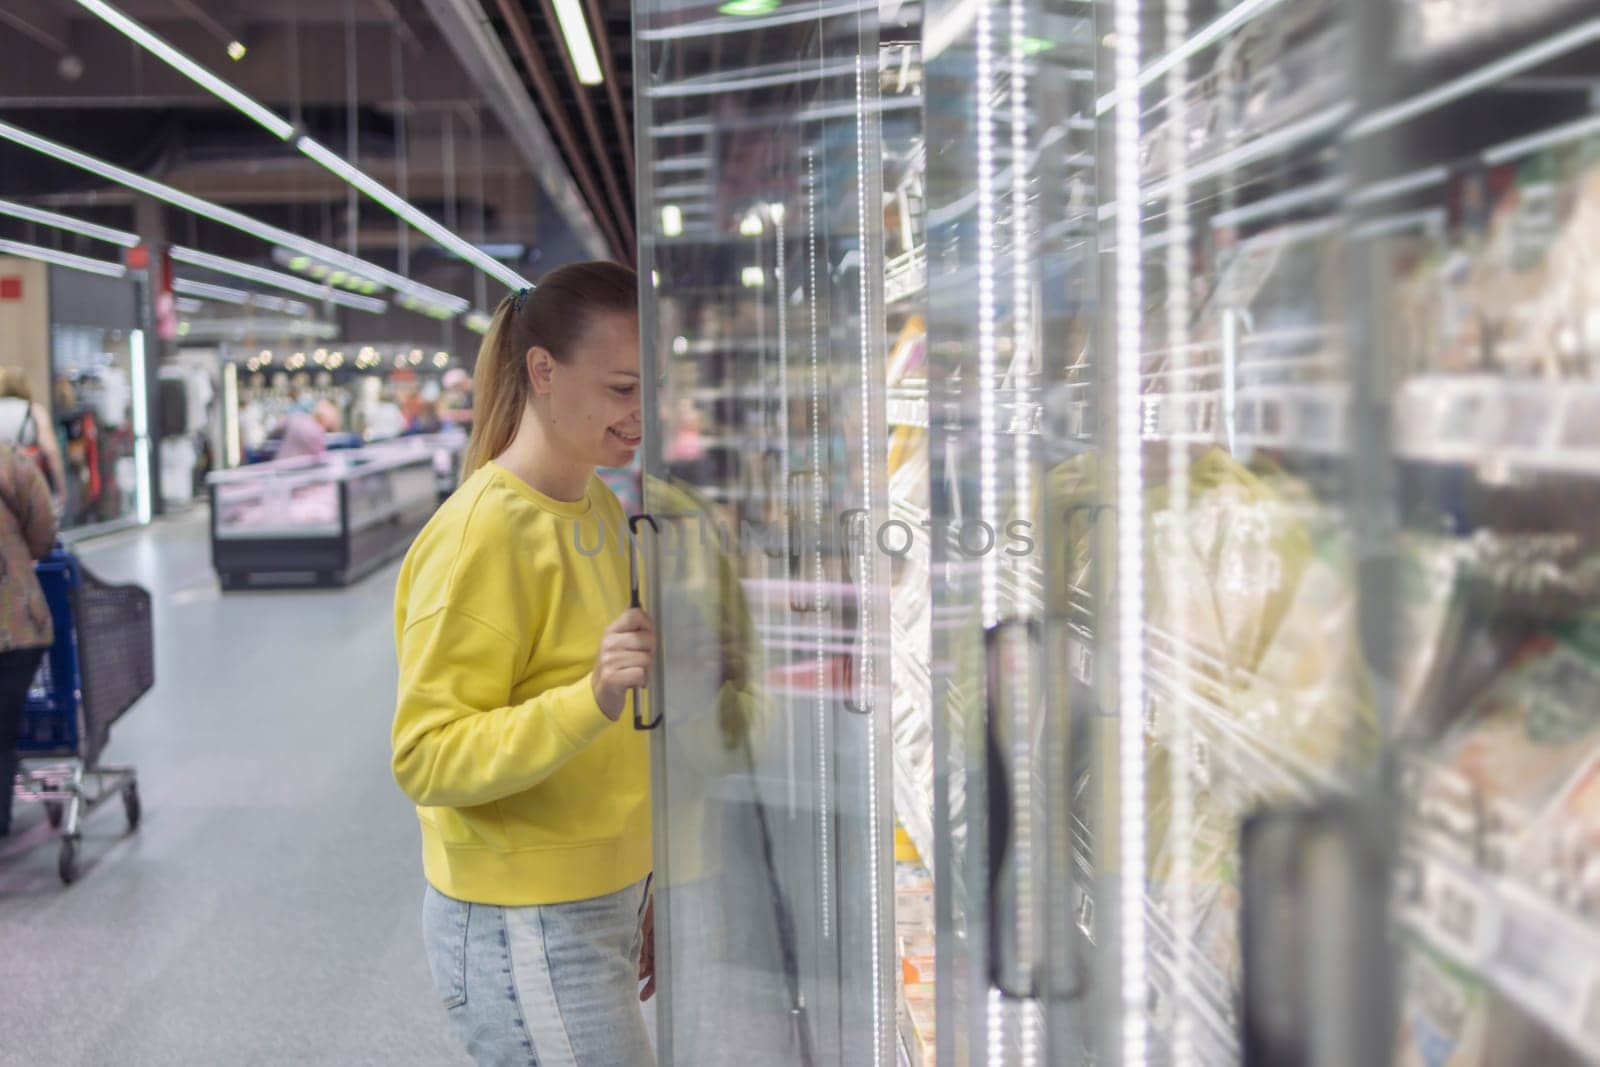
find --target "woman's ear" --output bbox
[526,346,556,397]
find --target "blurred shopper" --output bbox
[0,368,65,512]
[274,400,340,462]
[0,442,58,836]
[391,262,657,1066]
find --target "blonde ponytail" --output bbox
[463,296,525,477]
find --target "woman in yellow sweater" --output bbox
[392,261,657,1066]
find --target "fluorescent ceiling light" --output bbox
[660,205,684,237]
[552,0,604,86]
[0,198,140,247]
[172,278,249,304]
[72,0,294,140]
[171,246,386,313]
[63,0,523,300]
[0,238,127,278]
[720,0,780,14]
[226,40,246,61]
[0,119,464,314]
[296,137,526,295]
[1347,166,1450,207]
[464,311,494,334]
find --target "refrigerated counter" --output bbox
[207,434,463,589]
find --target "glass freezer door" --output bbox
[632,3,896,1064]
[921,0,1100,1062]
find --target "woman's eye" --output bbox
[612,385,636,397]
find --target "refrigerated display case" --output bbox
[632,1,1600,1064]
[207,435,459,589]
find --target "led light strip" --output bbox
[1113,0,1149,1064]
[171,246,387,313]
[806,149,832,943]
[73,0,529,296]
[0,237,127,277]
[851,54,887,1067]
[975,0,999,631]
[1350,19,1600,139]
[1009,0,1039,1057]
[1163,2,1196,1063]
[646,58,860,98]
[0,119,458,314]
[0,198,141,247]
[73,0,295,140]
[1096,0,1290,114]
[130,328,152,523]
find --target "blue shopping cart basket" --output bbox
[13,546,152,883]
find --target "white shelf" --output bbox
[885,244,928,307]
[888,386,930,428]
[1394,376,1600,479]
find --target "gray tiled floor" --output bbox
[0,510,470,1065]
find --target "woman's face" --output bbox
[537,311,643,469]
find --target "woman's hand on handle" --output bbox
[591,608,656,721]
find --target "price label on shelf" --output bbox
[1425,860,1493,963]
[1070,638,1094,686]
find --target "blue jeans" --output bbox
[422,878,655,1067]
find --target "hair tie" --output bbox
[512,287,532,312]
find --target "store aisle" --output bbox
[0,512,468,1065]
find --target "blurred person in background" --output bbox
[274,400,342,462]
[0,368,65,512]
[0,442,57,836]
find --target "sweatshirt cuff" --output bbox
[546,673,616,752]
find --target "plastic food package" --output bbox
[1427,635,1600,871]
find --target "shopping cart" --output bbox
[11,546,152,884]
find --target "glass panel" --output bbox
[922,0,1099,1062]
[633,2,895,1063]
[1361,5,1600,1066]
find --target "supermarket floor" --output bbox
[0,509,472,1065]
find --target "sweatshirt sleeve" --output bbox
[391,607,615,808]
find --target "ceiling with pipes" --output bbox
[0,0,640,343]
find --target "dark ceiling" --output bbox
[0,0,638,322]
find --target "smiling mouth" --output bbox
[608,427,641,446]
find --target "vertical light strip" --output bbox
[223,360,241,468]
[776,204,794,817]
[1008,0,1040,1062]
[807,150,832,942]
[1112,0,1149,1064]
[129,329,153,524]
[978,0,1004,1057]
[975,0,999,633]
[1163,2,1195,1065]
[853,54,887,1066]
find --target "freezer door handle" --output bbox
[986,617,1042,1000]
[628,514,663,731]
[787,470,821,613]
[841,509,870,715]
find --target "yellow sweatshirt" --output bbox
[391,462,650,906]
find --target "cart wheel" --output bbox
[58,836,79,885]
[123,784,141,831]
[44,801,64,829]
